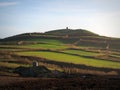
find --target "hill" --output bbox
[0,28,120,89]
[0,29,98,41]
[0,28,120,78]
[0,28,120,50]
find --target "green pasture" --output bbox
[21,43,67,49]
[24,39,63,45]
[62,50,99,56]
[36,39,63,44]
[0,38,68,50]
[17,51,120,69]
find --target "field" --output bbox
[0,41,120,76]
[17,51,120,69]
[21,43,67,49]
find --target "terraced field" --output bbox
[17,50,120,69]
[0,29,120,76]
[62,49,99,56]
[21,44,68,49]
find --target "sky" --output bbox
[0,0,120,38]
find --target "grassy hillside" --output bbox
[0,28,120,77]
[17,51,120,69]
[0,29,120,50]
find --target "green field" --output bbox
[34,39,63,44]
[25,39,63,44]
[17,51,120,69]
[21,43,68,49]
[62,50,99,56]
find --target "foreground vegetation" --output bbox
[0,76,120,90]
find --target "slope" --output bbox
[0,29,120,50]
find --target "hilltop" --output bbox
[45,28,99,36]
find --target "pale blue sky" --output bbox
[0,0,120,38]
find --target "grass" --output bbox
[0,45,24,50]
[110,54,120,60]
[0,38,68,50]
[21,43,67,49]
[0,62,21,69]
[0,61,30,69]
[23,39,63,44]
[36,39,63,44]
[62,50,99,56]
[17,51,120,69]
